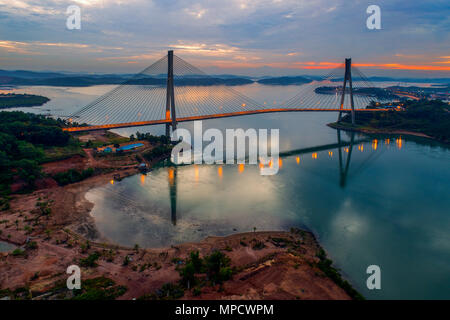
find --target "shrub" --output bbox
[316,249,364,300]
[204,250,232,284]
[122,255,130,266]
[189,251,203,273]
[157,283,184,300]
[80,252,100,267]
[180,262,196,289]
[251,240,266,250]
[193,287,202,296]
[53,168,94,186]
[142,144,172,161]
[25,241,38,250]
[72,277,127,300]
[11,248,26,257]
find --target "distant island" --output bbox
[126,76,254,86]
[329,100,450,144]
[256,76,312,85]
[0,69,255,87]
[315,86,399,100]
[0,93,50,109]
[1,69,450,91]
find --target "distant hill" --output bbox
[0,93,50,109]
[256,76,312,85]
[0,70,254,87]
[367,77,450,83]
[0,69,68,79]
[127,76,254,86]
[314,86,398,99]
[1,69,449,87]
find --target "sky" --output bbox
[0,0,449,77]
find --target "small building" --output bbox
[139,163,148,172]
[96,142,144,154]
[116,143,144,152]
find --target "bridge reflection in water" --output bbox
[161,130,398,226]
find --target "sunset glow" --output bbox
[0,1,447,76]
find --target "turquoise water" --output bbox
[0,241,16,252]
[117,143,144,151]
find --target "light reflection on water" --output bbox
[86,130,450,300]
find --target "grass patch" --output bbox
[53,167,94,186]
[41,138,84,163]
[139,283,185,300]
[72,277,127,300]
[251,239,266,250]
[79,252,100,268]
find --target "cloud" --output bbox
[0,0,448,75]
[169,42,239,56]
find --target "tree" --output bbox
[204,251,232,285]
[180,262,196,289]
[190,251,203,273]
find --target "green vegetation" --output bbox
[338,100,450,143]
[11,248,26,257]
[0,111,74,202]
[0,287,31,300]
[122,255,130,266]
[140,250,234,300]
[2,276,126,300]
[0,196,10,211]
[257,76,312,85]
[25,241,38,250]
[72,277,127,300]
[139,283,185,300]
[74,131,130,149]
[42,139,84,162]
[0,93,50,109]
[53,168,94,186]
[316,248,364,300]
[36,200,51,216]
[79,252,100,267]
[315,86,397,99]
[135,132,170,144]
[251,239,266,250]
[178,250,233,290]
[143,144,173,161]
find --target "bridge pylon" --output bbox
[337,58,355,125]
[165,50,177,137]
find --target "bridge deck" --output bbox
[63,108,391,132]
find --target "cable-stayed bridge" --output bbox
[64,51,393,133]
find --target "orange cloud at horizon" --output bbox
[354,63,450,71]
[199,60,450,71]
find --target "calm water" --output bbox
[0,241,16,252]
[4,84,450,299]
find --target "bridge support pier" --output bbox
[337,58,355,125]
[166,50,177,137]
